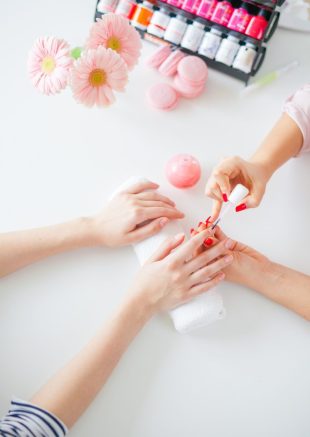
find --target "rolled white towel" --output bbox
[111,176,226,334]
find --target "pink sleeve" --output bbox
[282,84,310,156]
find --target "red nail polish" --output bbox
[222,193,228,202]
[205,216,212,227]
[198,222,203,227]
[235,203,247,212]
[204,237,213,246]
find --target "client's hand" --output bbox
[128,230,234,314]
[214,227,271,287]
[90,180,184,247]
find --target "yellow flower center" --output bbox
[41,56,56,74]
[107,36,122,52]
[89,68,106,87]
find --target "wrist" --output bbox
[249,155,274,182]
[77,216,107,247]
[242,259,280,292]
[122,292,154,326]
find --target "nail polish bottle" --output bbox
[232,41,257,73]
[167,0,182,7]
[97,0,119,13]
[215,34,240,66]
[196,0,215,19]
[115,0,137,19]
[211,0,234,27]
[245,9,271,40]
[227,2,255,34]
[205,0,219,20]
[198,27,222,59]
[131,1,154,30]
[181,21,205,52]
[147,7,171,38]
[164,14,188,45]
[181,0,203,14]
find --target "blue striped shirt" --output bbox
[0,399,67,437]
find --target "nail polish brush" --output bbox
[211,184,249,230]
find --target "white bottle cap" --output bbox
[228,184,249,205]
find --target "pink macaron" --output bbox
[158,50,187,77]
[146,83,179,111]
[146,45,172,69]
[177,56,208,86]
[166,154,201,188]
[173,75,205,99]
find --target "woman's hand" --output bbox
[89,180,184,247]
[205,156,271,220]
[214,227,271,287]
[128,230,234,314]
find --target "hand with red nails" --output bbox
[129,229,233,313]
[205,156,270,221]
[91,180,184,247]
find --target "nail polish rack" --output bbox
[94,0,284,83]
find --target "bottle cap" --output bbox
[211,27,222,35]
[227,34,240,42]
[228,184,249,205]
[258,8,271,20]
[193,21,205,28]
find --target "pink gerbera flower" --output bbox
[86,14,142,70]
[28,36,72,95]
[71,46,128,107]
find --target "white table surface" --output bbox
[1,1,310,436]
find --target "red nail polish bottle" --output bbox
[245,8,271,40]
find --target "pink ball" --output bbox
[166,154,201,188]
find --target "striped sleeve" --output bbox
[283,83,310,156]
[0,398,67,437]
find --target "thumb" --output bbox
[147,233,185,263]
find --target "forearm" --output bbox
[250,113,303,178]
[0,217,96,277]
[30,294,152,429]
[244,262,310,321]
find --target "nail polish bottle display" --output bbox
[245,9,271,40]
[164,14,188,45]
[97,0,119,13]
[227,2,255,33]
[211,0,234,27]
[198,27,222,59]
[181,21,205,52]
[197,0,215,19]
[131,0,154,30]
[232,41,257,73]
[182,0,202,14]
[115,0,137,19]
[215,34,240,66]
[147,7,171,38]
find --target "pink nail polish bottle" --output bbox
[227,2,255,34]
[167,0,181,7]
[211,0,234,27]
[205,0,219,20]
[245,9,271,40]
[181,0,203,14]
[196,0,215,18]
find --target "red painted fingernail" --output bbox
[198,222,203,227]
[190,228,194,233]
[235,203,247,212]
[205,216,212,227]
[222,193,228,202]
[204,237,213,246]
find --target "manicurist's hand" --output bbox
[90,180,184,247]
[205,156,270,220]
[128,229,234,314]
